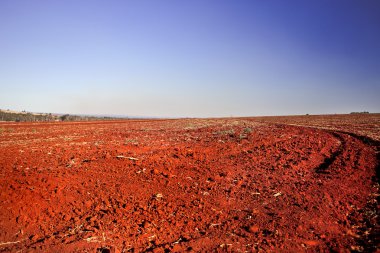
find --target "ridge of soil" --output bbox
[0,116,378,252]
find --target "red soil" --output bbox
[0,116,378,252]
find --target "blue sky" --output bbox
[0,0,379,117]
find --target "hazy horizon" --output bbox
[0,107,379,120]
[1,1,379,117]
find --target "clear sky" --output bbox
[0,0,379,117]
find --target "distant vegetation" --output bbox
[350,111,370,114]
[0,109,123,122]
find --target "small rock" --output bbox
[85,200,92,208]
[154,193,164,199]
[172,244,182,252]
[305,240,319,246]
[29,234,39,242]
[152,247,164,253]
[248,225,259,233]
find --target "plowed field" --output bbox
[0,115,379,252]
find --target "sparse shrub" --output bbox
[243,127,252,134]
[124,138,139,145]
[213,129,235,137]
[60,114,70,121]
[239,133,247,140]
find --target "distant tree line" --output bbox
[0,111,55,122]
[58,114,118,122]
[0,110,122,122]
[350,111,369,114]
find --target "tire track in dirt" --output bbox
[253,122,378,252]
[303,127,379,252]
[323,131,379,252]
[314,132,345,174]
